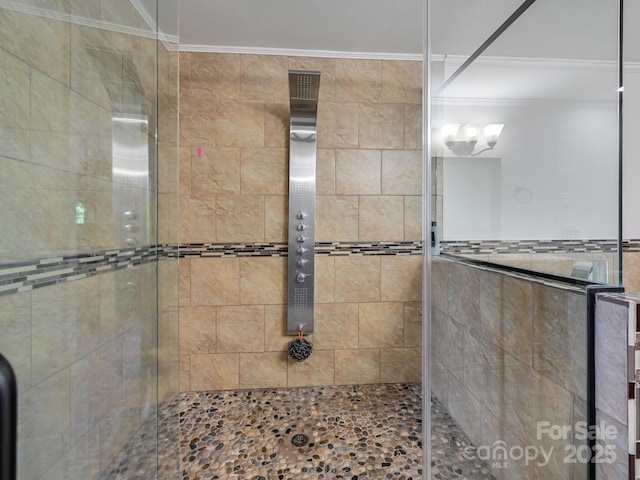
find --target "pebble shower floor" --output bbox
[102,383,494,480]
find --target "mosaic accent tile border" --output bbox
[624,240,640,253]
[0,242,422,298]
[177,241,424,258]
[177,242,287,258]
[0,245,177,297]
[3,238,638,298]
[442,238,638,255]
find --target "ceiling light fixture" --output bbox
[441,123,504,156]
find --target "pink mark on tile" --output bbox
[197,147,203,157]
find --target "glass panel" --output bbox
[0,0,179,478]
[432,0,620,284]
[157,0,181,478]
[622,2,640,293]
[429,1,620,479]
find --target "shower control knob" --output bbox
[123,210,137,219]
[297,246,307,254]
[297,235,306,243]
[296,273,308,283]
[297,259,308,267]
[296,223,307,231]
[297,211,307,219]
[123,224,138,232]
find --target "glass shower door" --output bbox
[428,1,621,479]
[0,0,179,478]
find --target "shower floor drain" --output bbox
[290,433,309,447]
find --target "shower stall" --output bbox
[5,1,638,480]
[176,48,425,480]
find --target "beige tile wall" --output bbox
[179,255,422,390]
[623,251,640,293]
[593,296,630,479]
[179,53,423,390]
[0,2,162,263]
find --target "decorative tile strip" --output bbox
[5,238,639,298]
[442,239,628,255]
[0,244,177,298]
[0,242,423,298]
[177,241,424,258]
[623,239,640,252]
[315,241,423,256]
[178,242,288,258]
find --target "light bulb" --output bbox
[440,123,460,144]
[461,124,481,141]
[482,124,504,147]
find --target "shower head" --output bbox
[289,70,320,122]
[289,70,320,100]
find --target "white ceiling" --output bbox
[163,0,639,63]
[178,0,423,55]
[176,0,530,58]
[180,0,423,54]
[161,0,631,61]
[146,0,638,103]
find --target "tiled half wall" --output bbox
[593,293,636,479]
[432,256,588,480]
[178,52,424,391]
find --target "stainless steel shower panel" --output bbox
[287,70,320,335]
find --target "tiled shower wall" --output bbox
[178,53,423,390]
[432,256,588,480]
[0,2,179,478]
[593,294,631,478]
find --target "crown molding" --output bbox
[432,96,618,108]
[434,54,640,73]
[179,44,423,61]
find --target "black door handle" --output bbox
[0,353,17,480]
